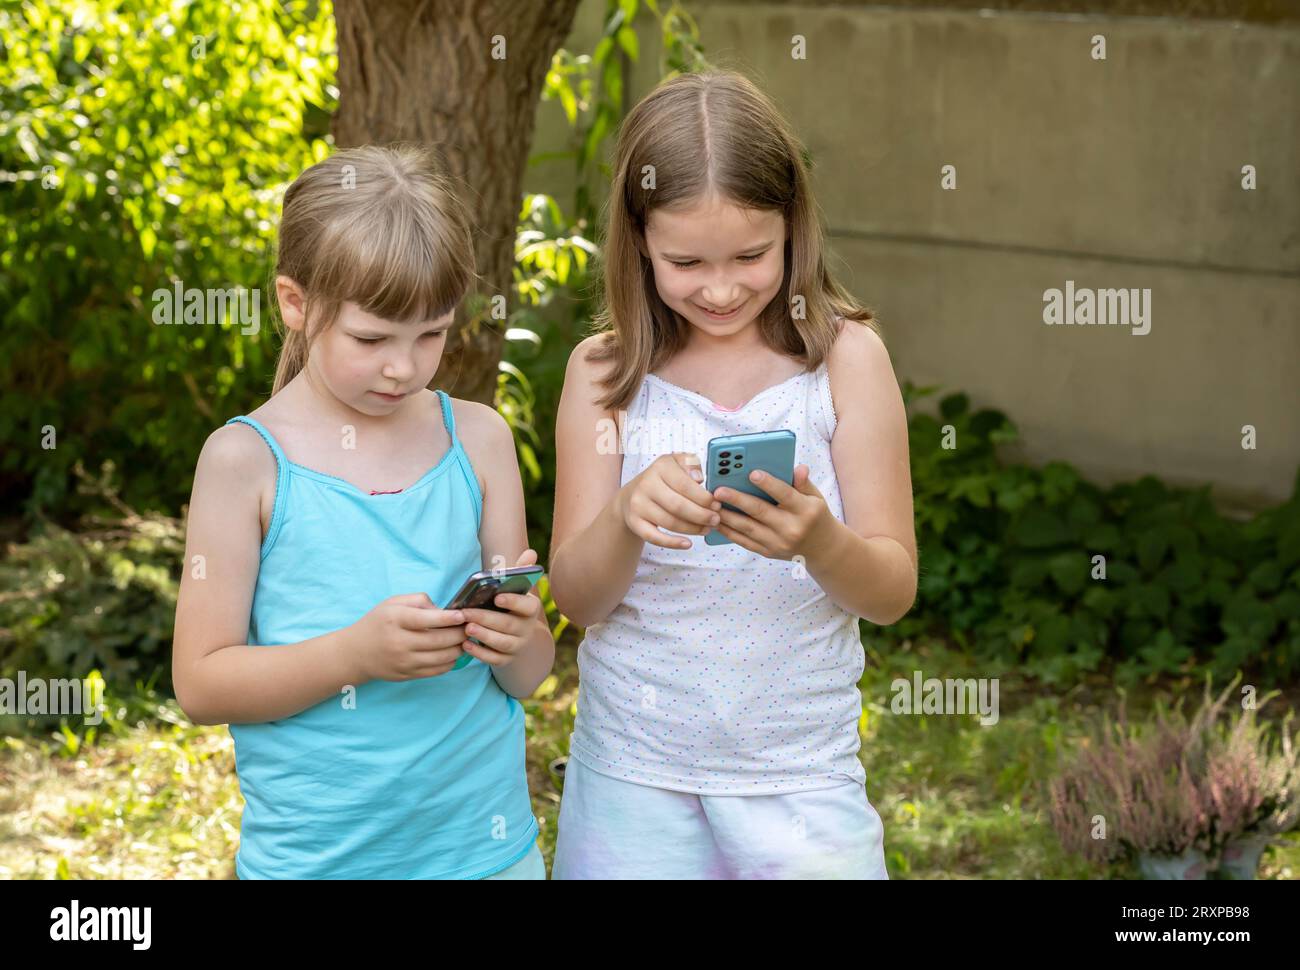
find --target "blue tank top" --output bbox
[224,390,537,878]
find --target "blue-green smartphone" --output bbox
[445,565,544,669]
[704,430,796,546]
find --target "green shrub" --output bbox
[0,0,335,517]
[0,462,181,699]
[888,384,1300,685]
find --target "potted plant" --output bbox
[1195,687,1300,879]
[1050,675,1300,879]
[1049,692,1212,878]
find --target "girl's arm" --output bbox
[455,400,554,699]
[546,335,648,628]
[688,322,917,625]
[171,425,367,725]
[810,323,918,623]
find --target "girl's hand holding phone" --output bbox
[350,593,468,682]
[616,452,724,549]
[458,549,545,667]
[712,464,836,561]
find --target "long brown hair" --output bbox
[269,144,475,395]
[585,69,878,412]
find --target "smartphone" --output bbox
[704,430,796,546]
[447,565,544,610]
[445,565,545,668]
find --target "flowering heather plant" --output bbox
[1049,693,1210,864]
[1049,675,1300,869]
[1198,692,1300,853]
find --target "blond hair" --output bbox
[585,70,877,412]
[270,144,475,395]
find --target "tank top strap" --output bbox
[435,389,459,444]
[435,389,484,530]
[225,415,287,465]
[810,359,837,441]
[224,415,289,558]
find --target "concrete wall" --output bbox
[527,1,1299,512]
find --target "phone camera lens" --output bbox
[719,468,730,475]
[719,451,731,458]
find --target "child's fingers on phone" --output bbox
[654,485,721,527]
[628,514,693,549]
[644,497,715,536]
[409,626,468,651]
[463,639,511,666]
[398,606,466,630]
[485,592,540,616]
[407,644,465,668]
[717,507,779,547]
[712,486,775,523]
[663,461,720,509]
[461,621,521,652]
[460,608,526,638]
[716,521,768,557]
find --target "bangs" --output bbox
[313,194,473,325]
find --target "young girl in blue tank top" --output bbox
[548,71,918,879]
[171,145,553,879]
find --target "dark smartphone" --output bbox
[446,565,545,610]
[445,565,545,670]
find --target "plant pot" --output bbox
[1218,833,1272,880]
[1137,848,1209,880]
[547,756,568,790]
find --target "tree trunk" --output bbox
[332,0,583,404]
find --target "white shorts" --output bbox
[552,756,889,880]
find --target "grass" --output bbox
[2,634,1297,880]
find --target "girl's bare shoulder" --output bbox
[827,317,891,384]
[448,395,509,495]
[562,332,622,402]
[194,417,278,540]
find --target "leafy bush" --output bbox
[890,384,1300,684]
[0,0,335,516]
[0,462,182,726]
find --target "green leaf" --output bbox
[1136,530,1168,572]
[1248,560,1282,593]
[1048,552,1087,596]
[1010,509,1070,548]
[939,392,969,421]
[617,25,639,61]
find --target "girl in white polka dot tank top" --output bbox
[548,70,917,879]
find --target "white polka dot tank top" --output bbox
[569,359,868,794]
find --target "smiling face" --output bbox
[643,193,786,339]
[277,276,454,417]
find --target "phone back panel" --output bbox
[704,430,796,545]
